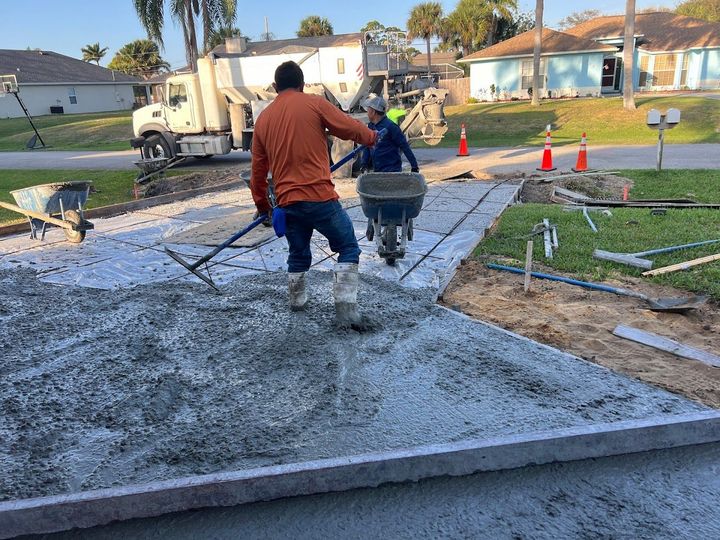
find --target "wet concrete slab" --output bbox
[0,270,708,505]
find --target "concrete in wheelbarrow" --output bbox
[0,268,715,536]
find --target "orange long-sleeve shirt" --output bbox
[250,90,377,213]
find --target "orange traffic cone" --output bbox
[572,132,589,172]
[537,130,556,171]
[456,123,469,157]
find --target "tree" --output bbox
[441,0,493,55]
[407,2,444,77]
[557,9,602,29]
[297,15,334,37]
[485,0,517,46]
[361,20,385,33]
[676,0,720,21]
[207,27,243,50]
[132,0,237,71]
[531,0,543,106]
[107,39,170,79]
[623,0,636,110]
[81,42,109,65]
[495,10,534,42]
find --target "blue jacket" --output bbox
[360,116,419,172]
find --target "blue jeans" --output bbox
[283,200,360,272]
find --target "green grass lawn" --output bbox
[0,170,140,224]
[0,111,133,151]
[476,169,720,299]
[442,95,720,148]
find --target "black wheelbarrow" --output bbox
[357,172,427,265]
[1,181,94,243]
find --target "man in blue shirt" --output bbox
[359,95,419,174]
[358,95,420,241]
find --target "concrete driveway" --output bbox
[0,143,717,173]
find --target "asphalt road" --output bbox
[0,143,717,173]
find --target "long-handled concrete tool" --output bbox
[593,239,720,270]
[487,263,707,313]
[165,131,386,289]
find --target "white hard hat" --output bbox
[361,94,387,113]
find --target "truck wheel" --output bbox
[63,210,86,244]
[142,134,172,159]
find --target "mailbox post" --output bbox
[646,108,681,172]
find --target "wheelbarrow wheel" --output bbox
[63,210,86,244]
[382,225,397,265]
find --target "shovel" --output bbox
[487,264,707,313]
[165,131,386,289]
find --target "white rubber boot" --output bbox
[288,272,308,311]
[333,263,366,329]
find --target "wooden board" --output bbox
[612,325,720,368]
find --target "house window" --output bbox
[639,55,651,87]
[520,59,545,90]
[339,82,348,93]
[680,54,690,86]
[652,54,677,86]
[68,87,77,105]
[337,58,345,74]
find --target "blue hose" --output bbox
[486,263,647,299]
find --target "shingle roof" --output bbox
[0,49,139,84]
[564,12,720,51]
[459,28,617,62]
[212,33,364,56]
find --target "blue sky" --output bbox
[5,0,675,70]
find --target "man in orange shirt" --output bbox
[251,61,377,329]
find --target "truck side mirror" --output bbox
[665,108,681,124]
[646,109,661,125]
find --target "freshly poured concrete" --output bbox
[0,269,708,504]
[38,442,720,539]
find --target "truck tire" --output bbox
[142,134,172,159]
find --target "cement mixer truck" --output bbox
[131,32,448,170]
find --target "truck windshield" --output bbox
[168,84,188,107]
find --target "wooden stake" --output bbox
[642,252,720,277]
[524,240,533,293]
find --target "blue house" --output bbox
[459,12,720,101]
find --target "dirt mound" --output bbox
[521,173,633,203]
[442,259,720,408]
[143,168,246,197]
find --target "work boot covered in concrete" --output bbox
[288,272,308,311]
[333,263,371,330]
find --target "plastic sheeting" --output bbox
[0,181,520,291]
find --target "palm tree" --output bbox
[81,42,109,65]
[107,39,170,79]
[297,15,334,37]
[207,26,243,50]
[407,2,443,78]
[623,0,636,110]
[442,0,493,55]
[486,0,517,46]
[531,0,543,106]
[133,0,236,70]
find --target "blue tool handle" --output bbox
[486,263,647,300]
[193,214,269,268]
[329,128,387,173]
[633,238,720,258]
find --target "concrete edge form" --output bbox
[2,411,720,538]
[0,181,246,238]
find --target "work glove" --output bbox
[253,209,272,227]
[411,167,420,173]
